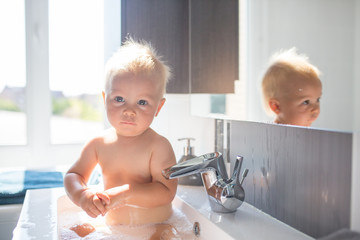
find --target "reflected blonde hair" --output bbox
[261,47,321,115]
[104,38,171,95]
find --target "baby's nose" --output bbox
[123,108,136,117]
[311,103,320,113]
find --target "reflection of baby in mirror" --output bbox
[261,48,322,127]
[64,38,178,238]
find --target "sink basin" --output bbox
[13,186,312,239]
[57,191,232,240]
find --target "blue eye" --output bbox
[138,100,148,105]
[302,100,310,105]
[317,97,321,103]
[114,96,124,102]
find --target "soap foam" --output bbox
[58,207,196,240]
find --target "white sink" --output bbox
[56,190,232,239]
[13,186,313,239]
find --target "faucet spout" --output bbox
[162,152,227,180]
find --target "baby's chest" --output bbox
[98,146,152,177]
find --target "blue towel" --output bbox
[0,170,64,205]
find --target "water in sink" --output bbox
[57,194,199,240]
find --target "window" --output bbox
[0,0,119,167]
[0,0,26,145]
[49,0,104,144]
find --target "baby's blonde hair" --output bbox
[261,47,321,115]
[104,38,171,95]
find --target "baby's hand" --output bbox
[78,188,107,218]
[96,192,110,206]
[96,185,129,210]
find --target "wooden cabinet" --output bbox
[121,0,189,93]
[121,0,238,94]
[190,0,238,93]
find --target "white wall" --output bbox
[351,0,360,232]
[152,94,215,161]
[247,0,355,132]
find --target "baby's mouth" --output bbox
[120,121,136,125]
[310,114,319,121]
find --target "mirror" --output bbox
[191,0,357,132]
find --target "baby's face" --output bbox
[276,77,322,127]
[103,75,165,137]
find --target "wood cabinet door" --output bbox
[121,0,238,94]
[190,0,238,93]
[121,0,189,93]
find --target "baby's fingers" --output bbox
[84,206,102,218]
[93,195,107,216]
[94,197,106,216]
[96,192,110,205]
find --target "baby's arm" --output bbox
[97,137,177,210]
[64,138,106,218]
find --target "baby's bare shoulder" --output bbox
[147,130,176,171]
[84,128,115,147]
[147,131,174,164]
[148,129,171,148]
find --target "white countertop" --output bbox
[176,185,314,240]
[13,186,313,239]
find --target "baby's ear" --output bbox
[102,91,106,104]
[155,98,166,117]
[269,98,280,114]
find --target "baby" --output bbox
[64,38,178,229]
[261,48,322,127]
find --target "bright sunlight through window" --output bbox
[0,0,26,145]
[49,0,105,144]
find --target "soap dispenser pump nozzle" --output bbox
[177,137,202,186]
[178,137,195,158]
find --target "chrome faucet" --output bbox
[162,152,249,213]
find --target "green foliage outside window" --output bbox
[52,97,102,122]
[0,96,101,122]
[0,99,20,112]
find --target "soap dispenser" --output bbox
[177,138,203,186]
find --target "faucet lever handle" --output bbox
[231,156,244,185]
[240,169,249,185]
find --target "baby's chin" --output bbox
[285,119,314,127]
[115,127,149,137]
[307,116,319,126]
[298,119,317,127]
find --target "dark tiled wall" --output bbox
[229,120,352,238]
